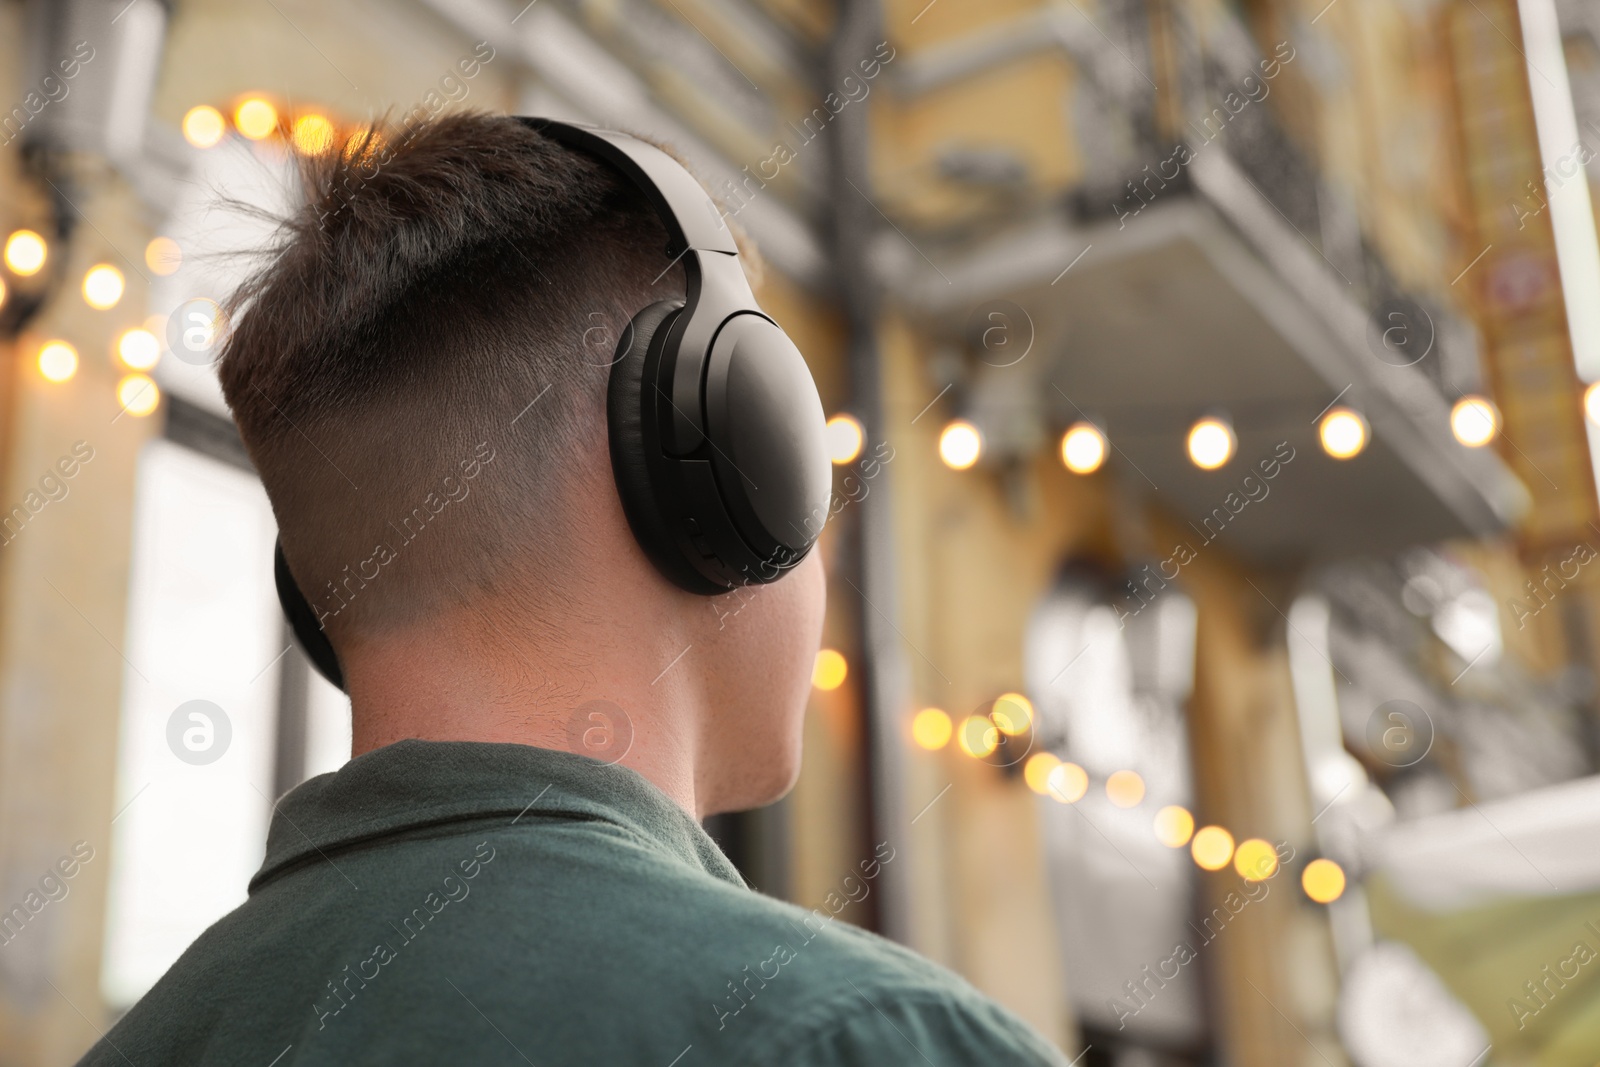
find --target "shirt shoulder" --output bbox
[771,987,1072,1067]
[704,893,1069,1066]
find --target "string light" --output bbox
[1024,752,1061,794]
[939,420,982,470]
[145,237,182,276]
[116,328,161,371]
[1047,762,1088,803]
[1186,416,1235,470]
[1060,422,1107,474]
[1233,838,1279,881]
[1450,396,1497,447]
[1153,806,1194,848]
[1106,769,1145,807]
[826,414,864,465]
[182,105,226,148]
[957,714,999,758]
[83,264,124,309]
[1191,825,1235,870]
[38,341,78,383]
[811,649,848,690]
[234,97,279,140]
[344,128,387,164]
[117,374,160,417]
[5,230,46,276]
[911,708,952,750]
[1302,858,1347,904]
[1319,408,1368,459]
[291,113,337,155]
[991,692,1033,737]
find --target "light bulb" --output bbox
[1450,396,1497,447]
[939,420,982,470]
[1319,407,1368,459]
[182,105,226,148]
[812,649,848,691]
[911,708,952,751]
[1153,806,1194,848]
[5,230,46,275]
[117,374,160,417]
[1187,417,1235,470]
[145,237,182,276]
[1191,825,1235,870]
[117,328,161,371]
[1060,422,1107,474]
[1233,838,1279,881]
[1302,858,1346,903]
[235,98,279,140]
[826,414,864,465]
[292,113,337,155]
[38,341,78,383]
[83,264,124,310]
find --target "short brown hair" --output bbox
[218,112,684,639]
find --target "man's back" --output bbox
[81,741,1066,1066]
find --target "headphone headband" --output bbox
[519,119,739,257]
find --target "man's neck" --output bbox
[340,613,709,818]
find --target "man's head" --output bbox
[218,112,825,814]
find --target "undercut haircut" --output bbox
[218,111,697,640]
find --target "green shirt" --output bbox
[80,740,1069,1065]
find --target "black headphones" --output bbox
[273,118,832,692]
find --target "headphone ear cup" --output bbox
[608,300,721,593]
[274,538,345,692]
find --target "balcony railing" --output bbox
[1069,0,1483,398]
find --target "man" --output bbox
[79,112,1067,1065]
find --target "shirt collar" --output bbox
[250,739,744,892]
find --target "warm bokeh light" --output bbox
[5,229,46,275]
[1023,752,1061,794]
[1302,858,1347,904]
[1191,825,1235,871]
[1153,805,1195,848]
[234,97,279,140]
[145,236,182,276]
[1318,407,1368,459]
[0,276,6,308]
[1047,762,1089,803]
[911,707,952,751]
[292,113,337,155]
[957,714,999,758]
[1106,769,1145,808]
[82,264,124,309]
[117,373,160,417]
[811,649,848,690]
[182,105,227,148]
[1060,422,1107,474]
[1233,838,1279,881]
[991,692,1033,736]
[116,328,161,371]
[1587,382,1600,426]
[938,420,982,470]
[1186,416,1235,470]
[38,341,78,383]
[826,413,864,465]
[343,127,388,165]
[1450,396,1498,447]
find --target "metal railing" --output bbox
[1071,0,1482,397]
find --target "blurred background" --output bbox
[1,0,1599,1063]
